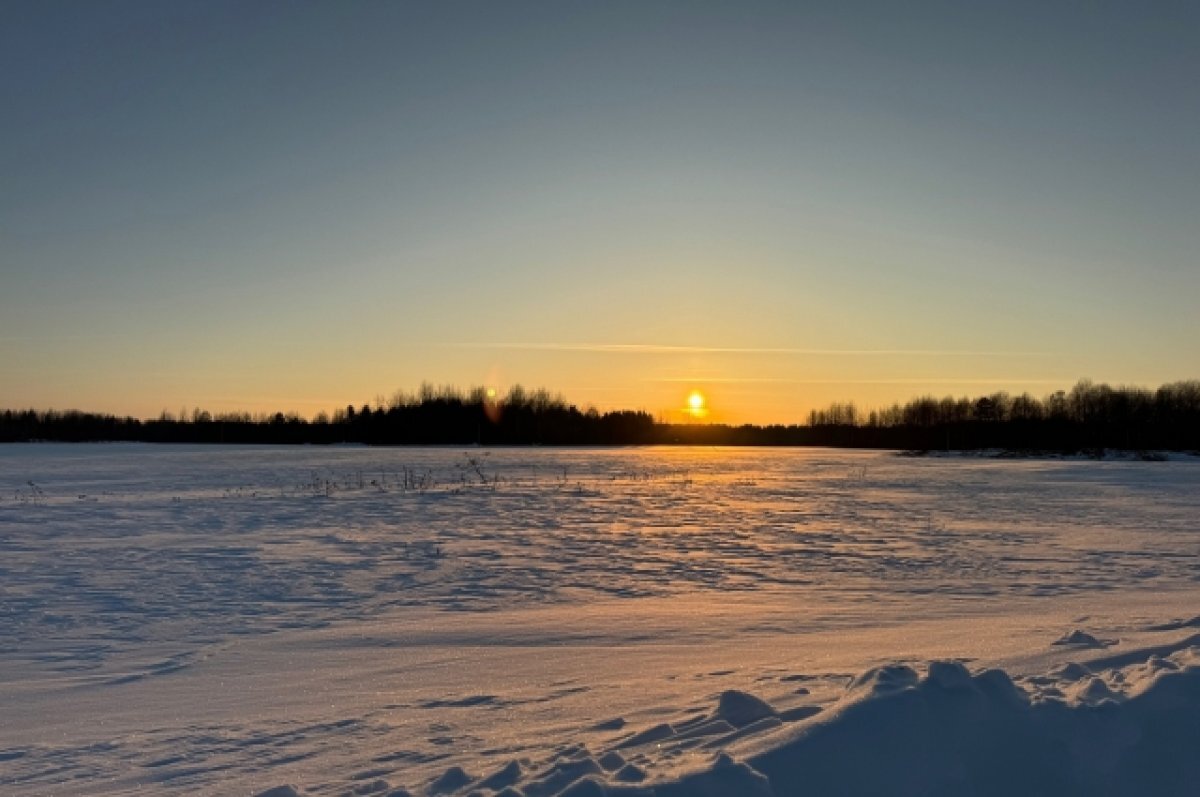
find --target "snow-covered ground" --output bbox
[2,444,1198,796]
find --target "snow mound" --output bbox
[1053,629,1115,648]
[713,690,778,727]
[428,766,472,794]
[1050,661,1093,681]
[693,649,1200,797]
[475,760,522,791]
[654,752,773,797]
[253,787,303,797]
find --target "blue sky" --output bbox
[3,1,1197,422]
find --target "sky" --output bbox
[2,1,1197,424]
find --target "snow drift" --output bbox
[377,645,1200,797]
[649,647,1200,797]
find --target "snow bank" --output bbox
[392,645,1200,797]
[674,647,1200,797]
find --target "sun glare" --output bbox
[685,390,709,419]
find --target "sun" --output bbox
[685,390,708,419]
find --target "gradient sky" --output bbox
[3,1,1197,424]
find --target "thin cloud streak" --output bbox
[448,343,1053,357]
[0,334,128,342]
[649,377,1071,385]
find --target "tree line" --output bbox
[802,379,1200,452]
[2,380,1198,451]
[0,384,658,446]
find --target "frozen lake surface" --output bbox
[2,444,1199,796]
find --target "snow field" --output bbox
[2,444,1199,795]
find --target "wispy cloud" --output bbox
[649,377,805,383]
[648,377,1069,385]
[447,343,1052,357]
[0,334,127,342]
